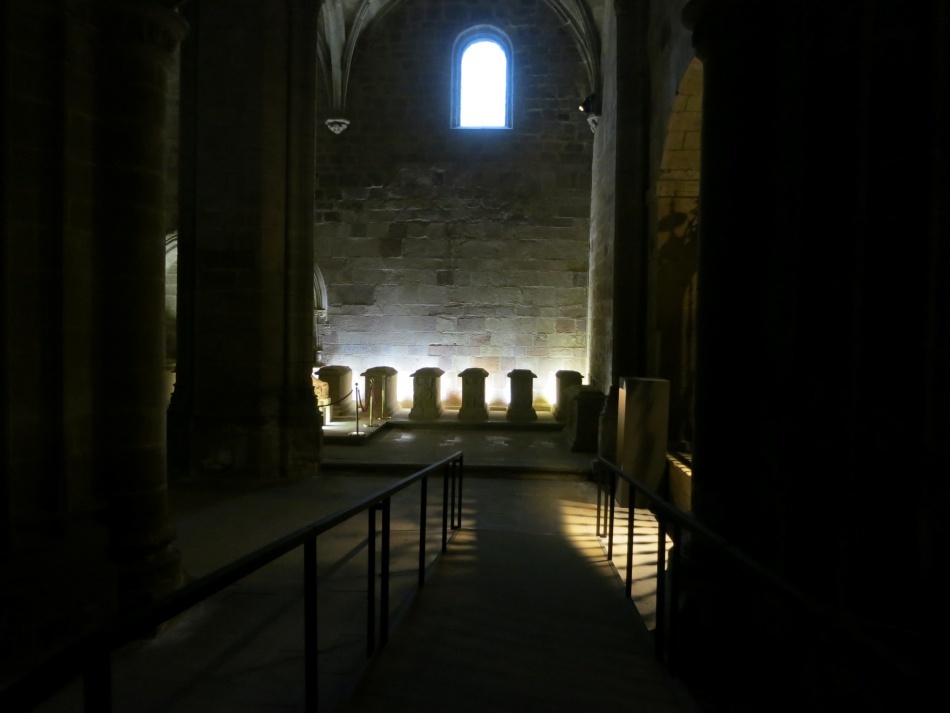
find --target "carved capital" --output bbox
[325,118,350,134]
[682,0,765,60]
[68,0,189,54]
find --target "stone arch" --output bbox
[655,56,702,449]
[313,263,329,365]
[164,231,179,363]
[451,25,514,129]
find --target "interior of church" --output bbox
[2,0,948,710]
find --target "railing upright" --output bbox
[380,498,391,647]
[454,456,464,530]
[441,465,450,553]
[367,505,377,657]
[654,514,668,662]
[625,501,635,599]
[667,520,682,670]
[419,477,428,588]
[304,537,318,713]
[0,451,465,713]
[595,455,918,691]
[606,470,617,561]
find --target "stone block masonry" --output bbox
[314,0,593,406]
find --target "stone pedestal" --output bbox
[616,377,669,507]
[311,370,332,423]
[361,366,398,420]
[409,367,444,420]
[317,365,355,418]
[554,370,583,422]
[458,367,490,421]
[569,386,606,453]
[506,369,538,422]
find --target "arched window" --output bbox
[451,26,513,129]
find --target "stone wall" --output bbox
[314,0,594,408]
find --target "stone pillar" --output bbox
[409,368,444,420]
[554,370,583,422]
[569,386,606,453]
[84,0,189,613]
[458,367,490,421]
[318,365,355,418]
[361,366,398,420]
[167,0,321,481]
[505,369,537,422]
[1,0,190,673]
[676,2,950,708]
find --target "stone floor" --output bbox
[30,412,695,713]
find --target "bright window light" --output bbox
[459,40,507,128]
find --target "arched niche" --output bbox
[313,263,329,365]
[164,231,179,364]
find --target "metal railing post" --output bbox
[595,461,603,537]
[304,538,318,713]
[625,497,635,599]
[441,465,450,553]
[457,455,464,529]
[668,521,682,671]
[655,515,669,662]
[419,477,428,587]
[0,452,468,713]
[607,470,617,561]
[380,498,391,647]
[367,505,376,657]
[449,461,457,530]
[452,456,463,530]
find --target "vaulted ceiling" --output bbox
[317,0,607,122]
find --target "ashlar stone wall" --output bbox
[314,0,594,408]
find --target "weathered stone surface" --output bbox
[409,367,445,421]
[457,367,490,421]
[506,369,538,422]
[314,0,592,403]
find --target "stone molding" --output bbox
[67,0,189,53]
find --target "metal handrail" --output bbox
[0,451,465,713]
[594,456,919,679]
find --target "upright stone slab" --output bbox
[554,370,583,422]
[570,386,606,453]
[311,369,331,423]
[506,369,538,422]
[317,365,355,418]
[361,366,398,420]
[409,367,444,421]
[616,377,669,507]
[458,367,490,421]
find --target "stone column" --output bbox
[409,367,444,421]
[88,0,189,612]
[553,370,583,422]
[168,0,321,481]
[612,0,652,380]
[458,367,490,421]
[505,369,537,422]
[677,2,950,707]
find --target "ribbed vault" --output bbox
[317,0,605,129]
